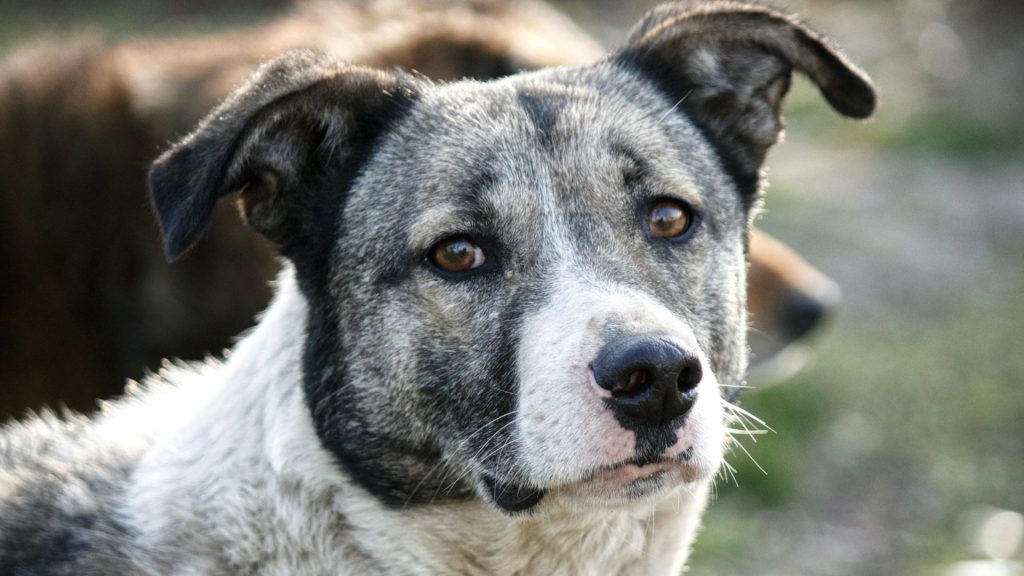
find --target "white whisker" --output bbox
[657,90,693,124]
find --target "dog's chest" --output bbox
[323,494,709,576]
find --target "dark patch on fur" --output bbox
[297,95,439,506]
[516,87,563,149]
[634,424,686,461]
[601,403,688,461]
[303,304,456,506]
[292,85,422,294]
[611,140,653,189]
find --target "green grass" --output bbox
[844,111,1024,158]
[691,272,1024,573]
[781,79,1024,158]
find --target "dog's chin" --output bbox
[480,448,718,514]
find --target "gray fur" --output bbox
[0,2,875,573]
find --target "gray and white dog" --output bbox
[0,2,875,574]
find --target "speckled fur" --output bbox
[0,2,875,573]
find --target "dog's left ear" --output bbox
[148,49,413,263]
[616,1,877,194]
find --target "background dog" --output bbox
[0,0,836,419]
[0,2,875,573]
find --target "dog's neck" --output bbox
[123,270,710,575]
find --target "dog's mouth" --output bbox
[481,447,697,513]
[581,447,695,486]
[482,474,546,513]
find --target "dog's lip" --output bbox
[479,447,697,507]
[580,446,696,486]
[482,473,546,513]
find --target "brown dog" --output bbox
[0,0,834,419]
[747,228,839,382]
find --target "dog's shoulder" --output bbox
[0,411,136,573]
[0,375,199,574]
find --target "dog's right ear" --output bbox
[614,1,876,198]
[148,50,414,262]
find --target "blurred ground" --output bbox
[2,0,1022,574]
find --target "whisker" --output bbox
[407,410,519,506]
[727,408,764,444]
[725,428,769,436]
[728,435,768,476]
[723,400,775,433]
[657,90,693,124]
[718,458,739,487]
[440,416,520,495]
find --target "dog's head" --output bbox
[149,1,874,513]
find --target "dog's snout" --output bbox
[592,336,701,427]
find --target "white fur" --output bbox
[516,270,725,494]
[92,269,719,574]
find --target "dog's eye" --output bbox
[648,200,693,239]
[429,236,486,273]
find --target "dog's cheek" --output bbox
[398,279,525,469]
[300,269,470,506]
[702,247,750,394]
[659,232,748,395]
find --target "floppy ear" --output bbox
[148,49,414,262]
[615,1,877,195]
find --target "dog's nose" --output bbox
[781,291,833,341]
[592,336,701,427]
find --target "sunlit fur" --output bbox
[0,2,875,573]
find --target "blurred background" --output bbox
[1,0,1022,574]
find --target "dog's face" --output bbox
[326,70,748,509]
[149,2,875,513]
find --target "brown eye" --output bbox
[429,236,486,273]
[648,200,692,239]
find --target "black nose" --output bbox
[592,335,702,427]
[781,292,831,341]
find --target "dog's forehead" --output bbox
[411,72,658,160]
[362,69,732,211]
[340,67,745,267]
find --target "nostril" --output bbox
[676,358,702,392]
[612,369,648,397]
[593,335,701,427]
